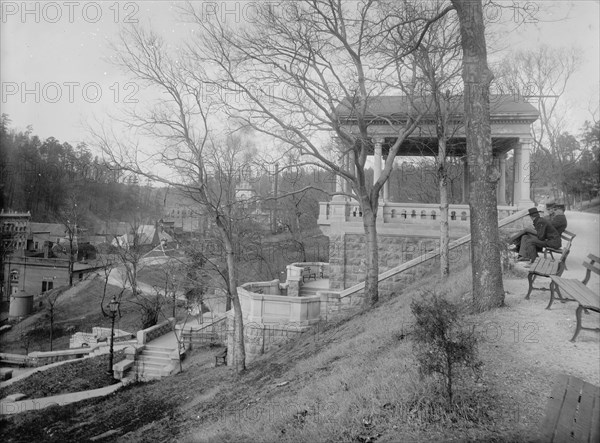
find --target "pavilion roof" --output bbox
[337,95,539,123]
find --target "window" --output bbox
[42,281,54,292]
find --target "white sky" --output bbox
[1,1,598,152]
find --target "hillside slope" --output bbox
[1,265,598,442]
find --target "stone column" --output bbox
[333,164,345,201]
[383,178,390,202]
[512,145,522,205]
[373,138,383,186]
[383,156,390,202]
[461,156,469,204]
[344,153,352,195]
[515,139,534,209]
[497,153,507,205]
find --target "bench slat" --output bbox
[550,277,600,310]
[554,376,585,441]
[583,261,600,277]
[542,375,570,441]
[541,375,600,443]
[591,390,600,443]
[574,384,600,442]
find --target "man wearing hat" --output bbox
[508,204,551,252]
[551,203,568,235]
[519,207,562,263]
[544,202,556,219]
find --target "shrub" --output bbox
[410,290,481,403]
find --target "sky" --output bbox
[1,1,599,153]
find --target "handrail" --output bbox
[339,208,529,299]
[183,316,226,334]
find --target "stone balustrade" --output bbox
[136,318,176,345]
[238,283,322,326]
[286,262,329,297]
[318,200,518,226]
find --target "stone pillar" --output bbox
[515,139,534,209]
[373,138,383,186]
[512,145,522,205]
[497,153,507,205]
[344,153,352,195]
[383,157,390,202]
[333,166,345,200]
[461,156,469,204]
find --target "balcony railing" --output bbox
[318,201,518,226]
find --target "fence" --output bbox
[180,317,227,349]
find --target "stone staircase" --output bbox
[132,345,174,381]
[299,286,319,297]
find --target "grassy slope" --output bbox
[2,262,598,442]
[0,271,190,354]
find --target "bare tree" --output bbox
[43,287,65,351]
[391,7,463,277]
[56,194,84,287]
[185,0,456,306]
[494,45,583,206]
[90,26,256,369]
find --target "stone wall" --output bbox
[69,328,132,349]
[328,215,527,295]
[27,348,93,367]
[137,318,175,345]
[329,233,444,291]
[243,322,309,363]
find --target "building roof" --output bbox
[29,223,66,238]
[337,94,539,123]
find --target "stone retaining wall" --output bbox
[27,348,93,367]
[328,215,527,296]
[329,233,447,291]
[137,318,175,345]
[69,328,132,349]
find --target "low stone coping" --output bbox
[0,381,124,415]
[137,318,175,345]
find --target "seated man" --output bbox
[508,203,553,252]
[551,203,567,235]
[518,207,561,263]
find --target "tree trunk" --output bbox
[68,235,74,287]
[451,0,505,312]
[439,157,450,278]
[49,306,54,351]
[438,97,450,278]
[219,223,246,372]
[361,199,379,306]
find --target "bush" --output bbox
[410,290,482,403]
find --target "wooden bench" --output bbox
[525,238,573,300]
[549,254,600,342]
[540,374,599,442]
[543,230,577,269]
[302,266,317,282]
[215,348,227,367]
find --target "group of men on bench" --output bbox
[508,202,568,265]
